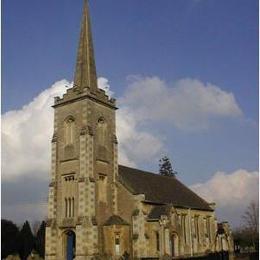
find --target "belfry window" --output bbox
[65,197,75,218]
[98,174,107,203]
[68,198,71,217]
[65,198,68,217]
[64,117,75,145]
[72,198,75,217]
[96,117,108,161]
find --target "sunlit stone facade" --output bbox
[45,1,233,259]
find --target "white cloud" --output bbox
[2,80,70,181]
[2,76,245,224]
[120,76,242,130]
[98,77,114,98]
[99,77,164,165]
[2,77,163,181]
[2,76,243,182]
[190,169,259,226]
[117,107,163,165]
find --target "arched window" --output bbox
[97,117,107,145]
[181,215,187,244]
[65,198,68,217]
[64,117,75,145]
[98,174,107,203]
[155,231,160,252]
[97,117,108,161]
[72,198,74,217]
[206,217,211,241]
[195,216,200,242]
[68,198,71,217]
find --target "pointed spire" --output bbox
[74,0,98,92]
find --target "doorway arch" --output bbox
[64,230,76,260]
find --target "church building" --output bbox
[45,1,233,259]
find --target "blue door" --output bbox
[67,231,76,260]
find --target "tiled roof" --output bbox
[118,165,213,211]
[103,215,129,226]
[148,205,171,219]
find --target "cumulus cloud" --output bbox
[97,77,114,98]
[2,77,163,181]
[120,76,242,130]
[2,75,244,223]
[117,107,163,165]
[190,169,259,227]
[2,80,70,181]
[2,76,242,181]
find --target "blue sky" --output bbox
[3,0,258,115]
[2,0,258,226]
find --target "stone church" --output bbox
[45,1,233,259]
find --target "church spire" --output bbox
[74,0,98,92]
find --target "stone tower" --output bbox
[45,1,118,259]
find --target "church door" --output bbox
[66,231,76,260]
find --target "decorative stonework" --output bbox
[46,218,56,227]
[112,134,118,144]
[80,215,89,222]
[53,88,116,110]
[89,177,95,182]
[49,181,57,188]
[91,216,97,225]
[78,177,88,183]
[132,209,140,216]
[51,133,58,143]
[87,125,94,136]
[80,126,88,136]
[61,218,76,227]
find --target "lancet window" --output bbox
[206,217,211,241]
[64,117,75,145]
[155,231,160,251]
[195,216,200,242]
[181,215,187,244]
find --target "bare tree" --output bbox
[242,201,259,249]
[242,201,259,233]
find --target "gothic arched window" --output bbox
[155,231,160,252]
[65,198,68,217]
[68,198,71,217]
[96,117,108,161]
[72,198,75,217]
[64,117,75,145]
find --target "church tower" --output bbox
[45,1,118,259]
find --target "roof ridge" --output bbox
[118,164,213,211]
[119,164,175,179]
